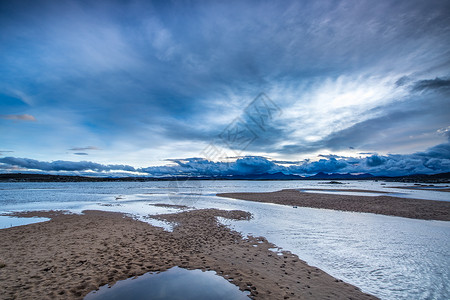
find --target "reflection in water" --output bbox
[84,267,250,300]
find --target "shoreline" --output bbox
[0,209,376,300]
[217,189,450,221]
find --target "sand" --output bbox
[218,189,450,221]
[298,188,391,194]
[0,209,376,300]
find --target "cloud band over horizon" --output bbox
[1,141,449,177]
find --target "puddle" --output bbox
[0,216,50,229]
[84,266,250,300]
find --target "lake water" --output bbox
[0,215,50,228]
[84,266,250,300]
[0,180,449,299]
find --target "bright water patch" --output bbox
[0,216,50,229]
[84,267,250,300]
[138,216,175,232]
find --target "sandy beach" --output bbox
[218,189,450,221]
[0,209,376,300]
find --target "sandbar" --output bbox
[218,189,450,221]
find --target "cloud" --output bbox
[416,143,450,159]
[0,151,13,157]
[0,157,136,172]
[276,81,450,155]
[0,114,36,121]
[73,152,88,156]
[437,126,450,139]
[132,144,450,176]
[412,77,450,92]
[68,146,100,151]
[366,155,386,167]
[1,141,449,177]
[395,76,411,87]
[0,150,14,156]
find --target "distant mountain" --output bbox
[307,172,374,179]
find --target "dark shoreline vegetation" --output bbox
[1,172,449,183]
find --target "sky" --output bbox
[0,0,449,177]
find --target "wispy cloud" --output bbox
[412,77,450,92]
[0,114,36,121]
[68,146,100,151]
[0,150,14,156]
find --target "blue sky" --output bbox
[0,0,449,176]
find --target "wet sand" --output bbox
[218,189,450,221]
[0,209,376,300]
[299,188,391,194]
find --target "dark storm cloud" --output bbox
[366,155,386,167]
[0,157,136,172]
[416,143,450,159]
[412,77,450,92]
[395,76,411,87]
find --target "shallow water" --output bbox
[0,215,50,229]
[218,201,450,300]
[84,267,250,300]
[0,180,449,299]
